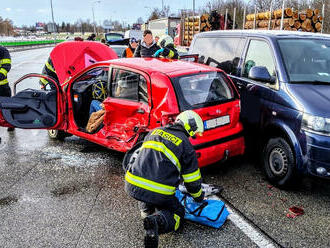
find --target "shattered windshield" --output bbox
[173,72,235,110]
[278,38,330,83]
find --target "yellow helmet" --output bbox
[175,110,204,137]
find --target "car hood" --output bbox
[50,41,118,84]
[287,83,330,117]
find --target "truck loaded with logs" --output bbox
[244,8,323,32]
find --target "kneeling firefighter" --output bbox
[124,110,205,248]
[154,35,179,59]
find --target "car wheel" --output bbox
[48,130,71,140]
[263,137,296,188]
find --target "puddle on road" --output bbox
[0,196,18,206]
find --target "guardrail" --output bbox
[0,40,65,52]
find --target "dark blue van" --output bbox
[190,30,330,187]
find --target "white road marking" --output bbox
[209,195,276,248]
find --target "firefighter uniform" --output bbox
[40,57,58,90]
[0,46,12,97]
[125,124,204,234]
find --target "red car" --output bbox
[0,42,244,167]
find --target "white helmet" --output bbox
[175,110,204,137]
[158,35,174,48]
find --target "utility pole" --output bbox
[50,0,56,44]
[193,0,195,16]
[92,0,101,35]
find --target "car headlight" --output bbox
[302,113,330,135]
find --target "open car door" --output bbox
[0,74,65,129]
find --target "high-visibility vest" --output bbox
[125,47,134,58]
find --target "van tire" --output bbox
[48,130,71,140]
[263,137,296,188]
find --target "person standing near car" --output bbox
[134,30,160,58]
[39,57,59,90]
[124,110,205,248]
[0,45,14,132]
[122,38,138,58]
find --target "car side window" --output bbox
[243,40,276,79]
[191,37,245,75]
[111,68,148,103]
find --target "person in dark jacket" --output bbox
[124,110,205,248]
[154,35,179,59]
[39,57,59,90]
[0,46,12,97]
[0,45,14,131]
[134,30,160,58]
[122,38,138,58]
[87,33,96,41]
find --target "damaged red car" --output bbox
[0,41,244,167]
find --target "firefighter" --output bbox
[122,38,138,58]
[124,110,205,248]
[0,45,14,131]
[39,57,59,90]
[154,35,179,59]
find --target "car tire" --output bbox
[48,130,71,140]
[263,137,296,188]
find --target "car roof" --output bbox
[109,58,216,77]
[195,30,330,39]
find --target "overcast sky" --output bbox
[1,0,207,27]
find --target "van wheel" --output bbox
[263,137,296,188]
[48,130,71,140]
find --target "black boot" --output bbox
[144,215,159,248]
[7,127,15,132]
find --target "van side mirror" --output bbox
[248,66,275,84]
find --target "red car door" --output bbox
[103,67,151,151]
[0,74,65,130]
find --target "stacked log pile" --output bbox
[183,16,200,46]
[244,8,323,32]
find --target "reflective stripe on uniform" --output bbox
[0,59,11,65]
[174,214,181,231]
[190,188,203,198]
[182,168,201,183]
[40,78,49,86]
[151,129,182,146]
[142,141,181,172]
[125,171,176,195]
[0,68,8,77]
[168,50,175,59]
[0,79,8,85]
[45,61,55,73]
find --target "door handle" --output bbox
[137,108,145,114]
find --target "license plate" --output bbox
[204,115,230,130]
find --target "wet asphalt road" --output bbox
[0,48,329,248]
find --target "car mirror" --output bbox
[248,66,275,84]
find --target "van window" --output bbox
[191,37,244,74]
[243,40,276,79]
[278,38,330,83]
[172,72,235,110]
